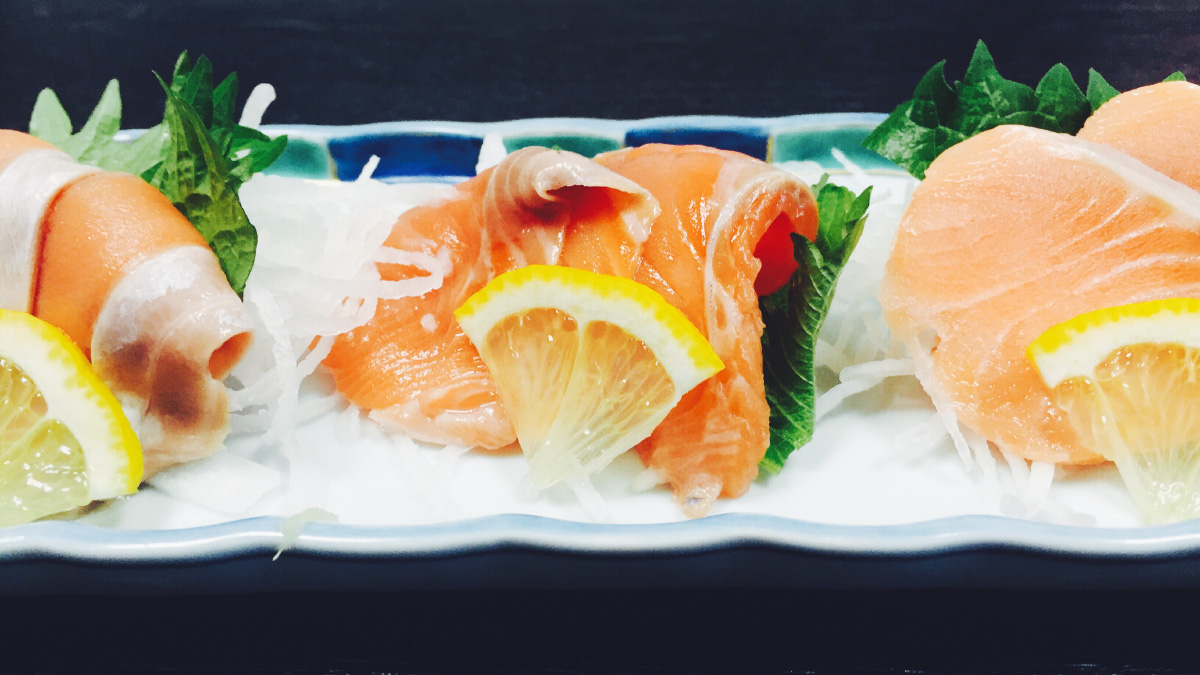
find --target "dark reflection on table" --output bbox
[7,589,1200,673]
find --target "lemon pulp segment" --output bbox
[1028,298,1200,524]
[0,310,141,527]
[0,357,89,525]
[456,265,722,488]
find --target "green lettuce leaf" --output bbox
[759,178,872,474]
[27,52,285,296]
[29,81,167,175]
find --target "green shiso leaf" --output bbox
[1030,63,1091,133]
[864,40,1094,179]
[147,74,257,295]
[27,51,286,296]
[859,62,965,180]
[759,177,872,475]
[1085,69,1121,111]
[863,42,1195,178]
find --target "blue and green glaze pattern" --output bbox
[264,114,901,182]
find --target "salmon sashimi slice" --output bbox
[323,147,660,449]
[18,160,253,477]
[0,131,98,311]
[595,144,818,514]
[0,130,58,172]
[881,125,1200,466]
[1078,80,1200,192]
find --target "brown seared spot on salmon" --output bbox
[150,350,206,426]
[105,341,151,391]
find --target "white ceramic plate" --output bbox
[5,114,1198,595]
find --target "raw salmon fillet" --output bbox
[1079,81,1200,192]
[881,125,1200,465]
[0,129,57,171]
[596,144,818,513]
[323,147,659,449]
[0,130,98,311]
[0,130,253,476]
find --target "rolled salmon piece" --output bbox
[880,125,1200,468]
[1079,80,1200,193]
[0,130,98,312]
[0,130,252,477]
[324,146,660,450]
[596,144,819,515]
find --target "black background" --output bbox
[4,1,1200,673]
[3,1,1199,129]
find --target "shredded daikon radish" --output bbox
[1001,448,1031,489]
[784,158,917,425]
[238,83,277,129]
[273,507,339,561]
[389,435,463,520]
[149,451,282,515]
[788,154,1024,505]
[476,133,507,174]
[801,155,1063,513]
[962,428,999,497]
[814,358,914,421]
[894,412,951,459]
[996,458,1090,525]
[230,175,455,449]
[789,158,916,384]
[358,155,381,181]
[785,156,995,491]
[566,475,609,522]
[630,467,667,492]
[335,403,365,446]
[1024,460,1056,507]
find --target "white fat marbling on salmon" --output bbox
[324,146,661,452]
[481,146,659,269]
[91,245,253,477]
[0,149,98,311]
[881,125,1200,466]
[369,389,515,450]
[704,159,808,354]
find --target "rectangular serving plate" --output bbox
[7,113,1200,595]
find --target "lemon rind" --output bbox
[0,309,142,500]
[455,265,724,392]
[1028,298,1200,388]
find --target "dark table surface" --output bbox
[4,1,1200,673]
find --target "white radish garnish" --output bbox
[229,174,456,448]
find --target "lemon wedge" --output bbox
[0,309,141,527]
[455,265,723,489]
[1028,298,1200,524]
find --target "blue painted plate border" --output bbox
[263,113,905,182]
[7,113,1197,593]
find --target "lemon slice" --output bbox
[1028,298,1200,524]
[0,309,141,527]
[455,265,723,489]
